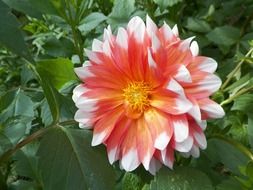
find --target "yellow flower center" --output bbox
[123,81,151,113]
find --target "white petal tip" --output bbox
[108,147,118,164]
[91,131,107,146]
[190,41,199,56]
[154,132,169,150]
[121,149,139,171]
[172,24,179,36]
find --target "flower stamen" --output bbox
[123,81,151,112]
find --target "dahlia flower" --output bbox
[72,15,225,174]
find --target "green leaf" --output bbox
[36,58,76,123]
[20,64,36,85]
[40,93,76,126]
[0,170,7,190]
[206,26,240,47]
[0,90,17,113]
[43,37,75,58]
[149,167,213,190]
[36,69,60,123]
[14,143,40,179]
[4,121,28,144]
[0,132,12,155]
[28,0,59,16]
[248,115,253,150]
[37,127,116,190]
[36,58,76,90]
[9,180,37,190]
[232,94,253,113]
[108,0,135,26]
[185,18,211,33]
[36,77,60,123]
[206,138,249,175]
[216,178,243,190]
[0,119,30,156]
[231,94,253,150]
[78,12,107,34]
[153,0,183,10]
[0,89,34,123]
[224,73,251,92]
[0,0,32,61]
[40,99,53,126]
[2,0,43,18]
[246,161,253,180]
[121,172,142,190]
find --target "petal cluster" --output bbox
[73,15,225,174]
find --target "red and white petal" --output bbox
[193,131,207,149]
[171,115,189,142]
[174,135,193,152]
[84,48,102,64]
[187,96,201,121]
[185,73,222,98]
[92,108,124,146]
[151,96,192,115]
[197,74,222,93]
[106,118,131,164]
[103,25,113,43]
[75,96,97,111]
[190,145,200,158]
[198,58,217,73]
[127,16,146,43]
[120,124,140,171]
[179,36,195,51]
[197,120,207,130]
[174,64,192,83]
[160,146,174,169]
[151,89,192,115]
[72,84,88,103]
[146,15,158,38]
[151,34,161,53]
[121,148,140,171]
[148,157,162,175]
[166,78,185,96]
[116,27,128,49]
[147,48,157,68]
[102,40,112,57]
[144,109,173,150]
[187,57,217,74]
[79,123,92,129]
[198,98,225,118]
[154,132,170,150]
[74,65,94,80]
[190,41,199,57]
[160,22,174,41]
[136,118,154,170]
[92,39,103,52]
[107,147,118,164]
[172,24,179,36]
[74,109,93,126]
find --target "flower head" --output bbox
[73,15,225,174]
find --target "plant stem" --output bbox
[65,0,84,64]
[220,86,253,106]
[211,134,253,161]
[0,126,53,164]
[70,24,84,64]
[0,120,77,165]
[221,48,253,90]
[59,119,77,126]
